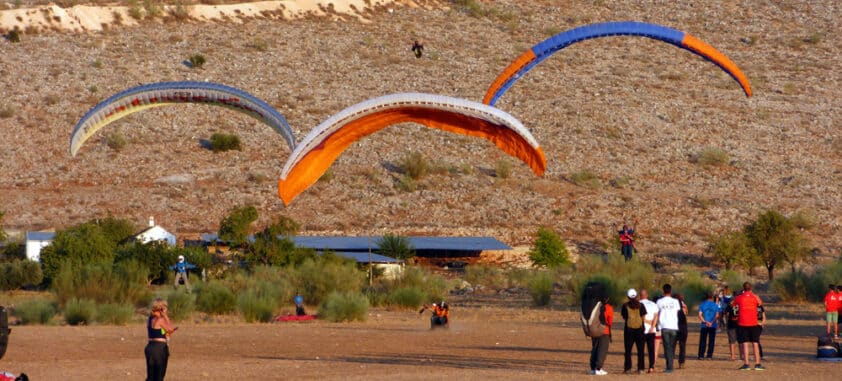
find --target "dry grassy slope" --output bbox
[0,1,840,264]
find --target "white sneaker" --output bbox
[594,369,608,375]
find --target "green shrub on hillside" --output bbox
[188,54,206,69]
[528,227,570,268]
[319,291,368,322]
[64,298,96,325]
[400,151,428,180]
[569,170,600,188]
[495,159,512,179]
[15,298,56,325]
[694,147,730,167]
[209,132,241,152]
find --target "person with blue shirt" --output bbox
[698,291,720,359]
[294,293,306,316]
[170,255,196,290]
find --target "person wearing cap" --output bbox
[621,288,647,374]
[170,255,196,290]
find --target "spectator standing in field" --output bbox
[734,282,764,370]
[698,292,720,359]
[145,298,177,381]
[717,286,732,329]
[675,293,689,369]
[621,288,647,374]
[639,289,659,373]
[828,284,841,338]
[725,291,741,361]
[653,284,681,373]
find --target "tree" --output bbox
[115,241,175,284]
[528,227,570,268]
[744,210,807,280]
[93,217,137,245]
[39,222,116,284]
[376,233,415,260]
[0,211,7,243]
[218,205,258,247]
[709,231,760,272]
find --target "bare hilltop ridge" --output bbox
[0,1,840,264]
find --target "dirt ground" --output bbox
[0,302,836,380]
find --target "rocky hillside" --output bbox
[0,1,840,265]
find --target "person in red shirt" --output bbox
[824,284,839,338]
[733,282,764,370]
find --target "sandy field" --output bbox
[0,301,836,380]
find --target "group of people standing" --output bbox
[586,281,767,376]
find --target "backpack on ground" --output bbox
[626,305,643,329]
[581,301,606,338]
[817,335,840,358]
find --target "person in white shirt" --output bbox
[639,289,659,373]
[653,284,681,373]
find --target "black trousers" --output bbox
[678,327,688,364]
[644,333,656,369]
[145,341,169,381]
[699,327,717,358]
[590,335,610,371]
[624,328,646,371]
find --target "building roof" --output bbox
[329,251,402,264]
[25,231,56,241]
[291,236,512,251]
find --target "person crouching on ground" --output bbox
[419,301,449,327]
[146,298,177,381]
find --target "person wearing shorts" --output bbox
[734,282,764,370]
[824,284,839,338]
[725,292,740,361]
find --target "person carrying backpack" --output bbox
[581,282,613,375]
[621,289,647,374]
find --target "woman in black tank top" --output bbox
[145,298,177,381]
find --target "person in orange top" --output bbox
[824,284,839,338]
[419,301,449,328]
[589,294,613,375]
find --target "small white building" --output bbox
[135,217,176,246]
[24,231,56,261]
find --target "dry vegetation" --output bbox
[0,1,840,269]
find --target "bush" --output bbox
[209,132,241,152]
[464,265,507,290]
[569,255,656,305]
[528,271,554,306]
[52,261,151,307]
[0,260,42,290]
[528,227,570,268]
[0,104,15,118]
[569,170,600,188]
[238,291,277,323]
[95,303,135,325]
[386,267,450,302]
[771,270,818,303]
[295,259,364,305]
[165,289,196,321]
[15,298,56,325]
[400,151,428,180]
[387,287,425,309]
[673,269,715,310]
[188,54,206,69]
[319,292,368,322]
[396,175,416,192]
[695,147,730,167]
[64,298,96,325]
[495,159,512,179]
[105,131,127,151]
[7,28,20,43]
[195,281,236,314]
